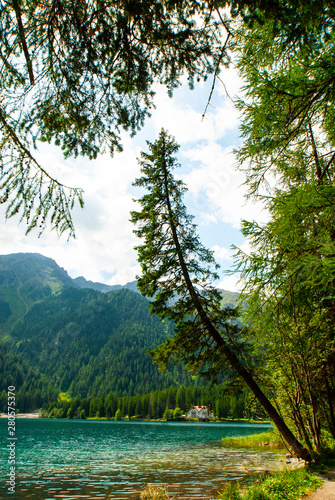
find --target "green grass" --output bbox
[221,430,283,448]
[217,468,323,500]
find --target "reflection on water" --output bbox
[0,419,285,499]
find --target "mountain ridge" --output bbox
[74,276,140,294]
[0,252,143,332]
[0,252,239,330]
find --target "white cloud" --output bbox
[150,83,240,145]
[216,65,244,100]
[218,274,242,293]
[0,133,143,285]
[182,142,267,228]
[211,244,232,261]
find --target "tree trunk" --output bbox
[215,337,312,461]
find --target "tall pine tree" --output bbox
[131,129,310,460]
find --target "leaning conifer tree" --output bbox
[131,128,311,460]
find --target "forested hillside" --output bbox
[0,253,239,412]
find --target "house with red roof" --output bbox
[186,406,214,421]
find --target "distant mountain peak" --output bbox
[73,276,140,294]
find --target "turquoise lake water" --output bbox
[0,419,285,499]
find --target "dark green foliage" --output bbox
[0,252,239,412]
[0,300,11,324]
[131,129,239,376]
[6,287,194,398]
[0,342,59,412]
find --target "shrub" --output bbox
[218,482,243,500]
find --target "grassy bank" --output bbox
[217,468,322,500]
[140,469,322,499]
[221,429,284,448]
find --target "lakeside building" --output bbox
[186,406,214,421]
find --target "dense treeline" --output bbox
[42,384,265,421]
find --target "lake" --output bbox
[0,418,285,499]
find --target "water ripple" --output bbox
[0,419,285,499]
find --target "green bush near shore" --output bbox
[217,468,323,500]
[221,430,283,448]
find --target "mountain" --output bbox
[73,276,122,293]
[0,252,239,412]
[74,276,140,294]
[0,253,144,334]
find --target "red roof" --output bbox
[189,406,210,411]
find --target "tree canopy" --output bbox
[2,0,335,236]
[0,0,230,236]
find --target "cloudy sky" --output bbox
[0,67,266,291]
